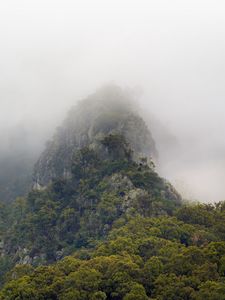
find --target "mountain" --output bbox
[2,85,180,259]
[33,85,158,187]
[0,86,225,299]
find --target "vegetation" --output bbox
[0,89,224,299]
[1,209,225,299]
[0,137,224,299]
[0,135,180,268]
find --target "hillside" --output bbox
[0,86,225,299]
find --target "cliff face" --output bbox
[33,85,158,187]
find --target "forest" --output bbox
[0,131,225,299]
[0,87,224,300]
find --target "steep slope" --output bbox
[0,87,225,300]
[0,86,181,279]
[33,85,158,187]
[2,87,225,299]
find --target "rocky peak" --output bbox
[33,85,157,187]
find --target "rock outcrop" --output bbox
[33,85,157,187]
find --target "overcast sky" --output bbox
[0,0,225,202]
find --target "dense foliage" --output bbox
[0,157,225,299]
[1,207,225,299]
[0,115,224,299]
[0,134,180,283]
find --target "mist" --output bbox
[0,0,225,202]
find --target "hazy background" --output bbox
[0,0,225,202]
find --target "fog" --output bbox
[0,0,225,202]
